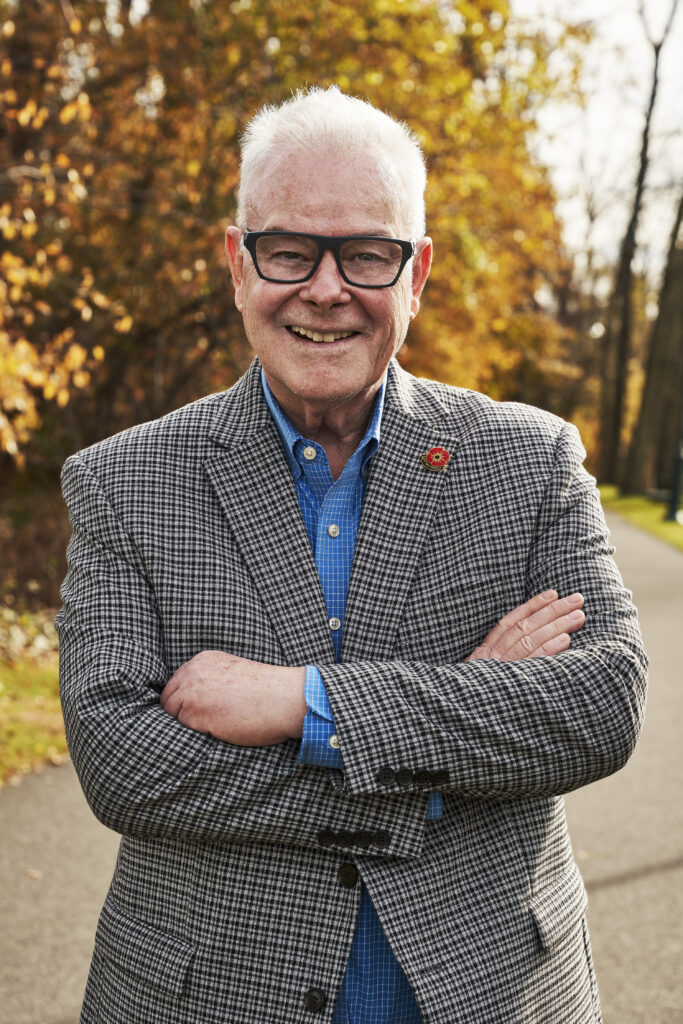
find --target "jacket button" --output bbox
[413,769,432,786]
[337,830,355,847]
[304,987,326,1012]
[395,768,413,787]
[354,830,373,849]
[431,769,449,786]
[377,766,395,786]
[338,863,358,888]
[318,829,336,847]
[374,830,391,849]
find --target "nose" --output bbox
[298,249,351,307]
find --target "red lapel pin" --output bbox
[420,446,451,472]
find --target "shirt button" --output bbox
[303,445,316,461]
[328,617,341,631]
[329,734,340,749]
[328,524,340,538]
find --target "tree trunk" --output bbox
[623,192,683,494]
[598,0,679,482]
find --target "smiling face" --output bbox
[226,148,431,430]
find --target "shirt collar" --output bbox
[261,368,385,480]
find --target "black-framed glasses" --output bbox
[242,230,416,288]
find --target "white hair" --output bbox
[235,86,427,238]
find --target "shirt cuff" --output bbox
[427,790,443,820]
[297,666,344,769]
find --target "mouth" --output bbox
[288,325,358,344]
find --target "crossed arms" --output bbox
[159,590,587,745]
[57,421,647,857]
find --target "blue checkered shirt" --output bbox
[262,371,441,1024]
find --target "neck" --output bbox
[266,378,381,481]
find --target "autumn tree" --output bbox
[1,0,587,462]
[0,0,588,604]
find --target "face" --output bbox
[226,149,431,425]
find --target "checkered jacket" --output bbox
[57,358,647,1024]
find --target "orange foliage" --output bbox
[0,0,588,463]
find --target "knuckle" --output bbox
[518,633,535,655]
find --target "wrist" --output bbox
[284,666,307,739]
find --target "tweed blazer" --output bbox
[57,358,647,1024]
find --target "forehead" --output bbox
[246,149,405,237]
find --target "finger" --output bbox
[504,608,585,660]
[537,632,572,656]
[496,592,584,656]
[482,590,559,649]
[160,673,184,713]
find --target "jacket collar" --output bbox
[203,358,464,664]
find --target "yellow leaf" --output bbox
[187,160,201,178]
[64,344,87,370]
[114,315,133,333]
[59,103,77,125]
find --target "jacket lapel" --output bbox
[203,362,335,666]
[342,364,461,661]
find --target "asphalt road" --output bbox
[0,513,681,1024]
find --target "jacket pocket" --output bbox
[95,895,196,998]
[529,861,588,952]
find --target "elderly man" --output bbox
[57,87,646,1024]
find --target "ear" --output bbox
[409,237,432,320]
[225,226,244,311]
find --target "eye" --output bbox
[353,250,387,263]
[256,235,317,264]
[342,240,401,265]
[273,248,308,261]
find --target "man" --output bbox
[57,87,647,1024]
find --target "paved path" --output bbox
[1,514,681,1023]
[564,515,683,1023]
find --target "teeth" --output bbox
[290,326,355,343]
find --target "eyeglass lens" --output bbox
[253,234,405,286]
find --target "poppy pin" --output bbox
[420,446,451,472]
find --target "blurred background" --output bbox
[1,0,682,1021]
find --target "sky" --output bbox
[510,0,683,287]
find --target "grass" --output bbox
[0,656,68,787]
[600,485,683,553]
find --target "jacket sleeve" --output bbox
[57,452,428,860]
[318,422,648,800]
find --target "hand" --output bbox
[466,590,585,662]
[160,651,307,745]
